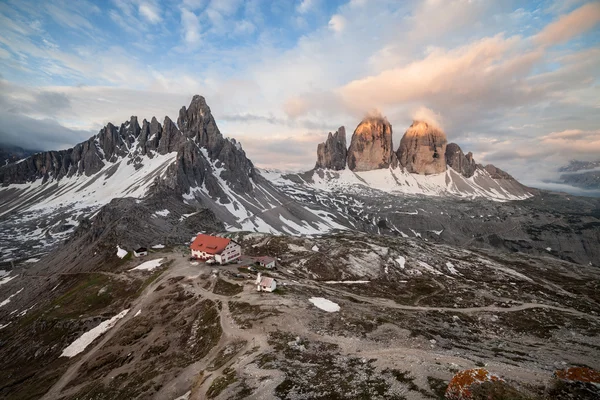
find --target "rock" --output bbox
[397,120,447,175]
[481,164,514,180]
[347,116,396,171]
[177,95,223,158]
[445,368,504,399]
[445,143,476,178]
[157,116,184,155]
[0,95,257,198]
[315,127,347,170]
[146,117,163,153]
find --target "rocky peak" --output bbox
[315,126,347,170]
[157,116,184,155]
[397,120,447,175]
[177,95,224,158]
[445,143,476,178]
[482,164,514,180]
[347,116,396,172]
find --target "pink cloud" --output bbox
[534,2,600,46]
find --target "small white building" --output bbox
[257,256,276,269]
[256,273,276,292]
[134,247,148,257]
[190,234,241,265]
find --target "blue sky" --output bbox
[0,0,599,190]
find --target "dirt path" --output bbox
[154,276,276,400]
[41,263,171,399]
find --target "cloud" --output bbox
[182,0,206,10]
[534,2,600,46]
[541,129,600,154]
[0,110,93,151]
[411,106,443,131]
[181,8,202,44]
[328,14,345,32]
[337,34,539,113]
[296,0,315,14]
[138,1,162,24]
[283,97,310,119]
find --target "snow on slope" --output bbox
[61,309,130,357]
[270,167,533,202]
[181,150,349,236]
[0,152,177,217]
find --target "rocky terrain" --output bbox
[0,95,599,399]
[1,228,599,399]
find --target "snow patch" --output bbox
[151,244,165,249]
[309,297,340,312]
[311,245,319,252]
[396,256,406,269]
[131,258,164,271]
[153,209,170,217]
[24,258,40,263]
[446,262,459,275]
[134,309,142,317]
[0,288,23,307]
[116,246,128,259]
[325,280,370,284]
[0,275,15,286]
[288,244,307,252]
[61,309,130,357]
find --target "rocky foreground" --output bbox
[1,231,599,399]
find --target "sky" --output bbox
[0,0,599,192]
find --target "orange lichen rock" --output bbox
[445,368,503,399]
[554,367,600,383]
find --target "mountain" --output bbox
[0,144,38,166]
[2,97,599,267]
[0,96,350,264]
[315,126,347,170]
[1,96,599,399]
[347,115,397,171]
[558,160,600,191]
[397,120,447,175]
[309,117,533,202]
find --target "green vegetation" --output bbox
[207,368,237,398]
[213,278,243,296]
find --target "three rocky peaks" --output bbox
[315,115,510,179]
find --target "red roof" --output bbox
[190,234,231,255]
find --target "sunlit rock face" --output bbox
[397,120,447,175]
[347,116,396,172]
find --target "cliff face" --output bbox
[445,143,477,178]
[0,96,256,197]
[397,121,447,175]
[347,116,396,172]
[315,127,347,170]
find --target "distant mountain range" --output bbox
[0,96,598,267]
[558,160,600,191]
[0,144,39,166]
